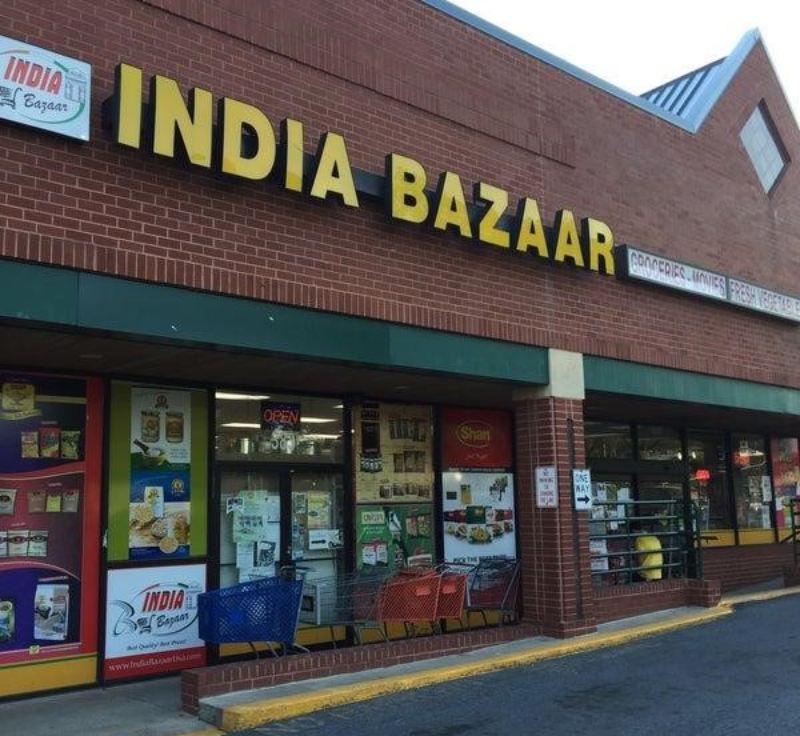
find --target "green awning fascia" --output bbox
[0,257,548,385]
[584,355,800,415]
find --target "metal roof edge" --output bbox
[682,29,762,132]
[420,0,759,134]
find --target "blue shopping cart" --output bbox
[198,574,307,656]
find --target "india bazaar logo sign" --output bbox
[0,35,91,141]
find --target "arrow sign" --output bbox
[572,469,593,511]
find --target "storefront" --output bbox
[2,0,800,699]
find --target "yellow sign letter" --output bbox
[152,75,213,168]
[309,132,359,207]
[220,98,276,181]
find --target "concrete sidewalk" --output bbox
[4,582,799,736]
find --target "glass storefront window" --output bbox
[770,438,800,529]
[218,469,281,589]
[731,434,771,530]
[637,425,682,462]
[589,477,633,585]
[585,422,633,460]
[290,470,345,581]
[215,392,343,463]
[688,431,732,531]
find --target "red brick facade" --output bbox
[2,0,800,691]
[2,1,799,386]
[515,396,596,636]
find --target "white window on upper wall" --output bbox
[739,103,788,194]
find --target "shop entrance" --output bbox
[215,466,346,590]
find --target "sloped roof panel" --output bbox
[421,1,762,134]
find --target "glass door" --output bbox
[290,470,346,583]
[218,469,282,589]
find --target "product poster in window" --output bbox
[771,438,800,527]
[104,564,206,680]
[440,408,516,564]
[129,388,192,559]
[0,373,102,671]
[356,504,434,570]
[354,403,434,504]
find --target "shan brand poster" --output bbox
[440,408,516,564]
[128,388,192,559]
[104,564,206,680]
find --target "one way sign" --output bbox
[572,469,593,511]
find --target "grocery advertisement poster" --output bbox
[0,373,102,684]
[354,403,434,504]
[356,504,434,570]
[441,472,516,563]
[128,388,192,559]
[440,408,516,564]
[104,564,206,680]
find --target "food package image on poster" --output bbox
[33,584,69,641]
[0,598,15,643]
[442,472,516,564]
[129,388,192,559]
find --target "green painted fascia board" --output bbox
[0,256,547,384]
[584,356,800,415]
[78,272,393,364]
[0,259,78,324]
[387,325,547,383]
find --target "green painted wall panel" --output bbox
[189,389,209,557]
[77,274,392,364]
[0,259,78,324]
[584,356,800,415]
[0,258,548,384]
[388,325,548,383]
[73,270,546,383]
[107,382,132,561]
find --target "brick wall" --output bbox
[1,1,800,389]
[514,396,596,636]
[593,579,721,623]
[181,624,538,714]
[703,544,795,591]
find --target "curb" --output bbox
[213,607,732,731]
[183,585,800,733]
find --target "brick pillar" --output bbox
[514,352,597,637]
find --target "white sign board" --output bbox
[572,469,592,511]
[104,564,206,679]
[535,466,557,508]
[729,278,800,323]
[624,246,727,301]
[0,35,91,141]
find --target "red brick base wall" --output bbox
[783,565,800,587]
[592,579,721,624]
[182,624,538,714]
[702,544,794,591]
